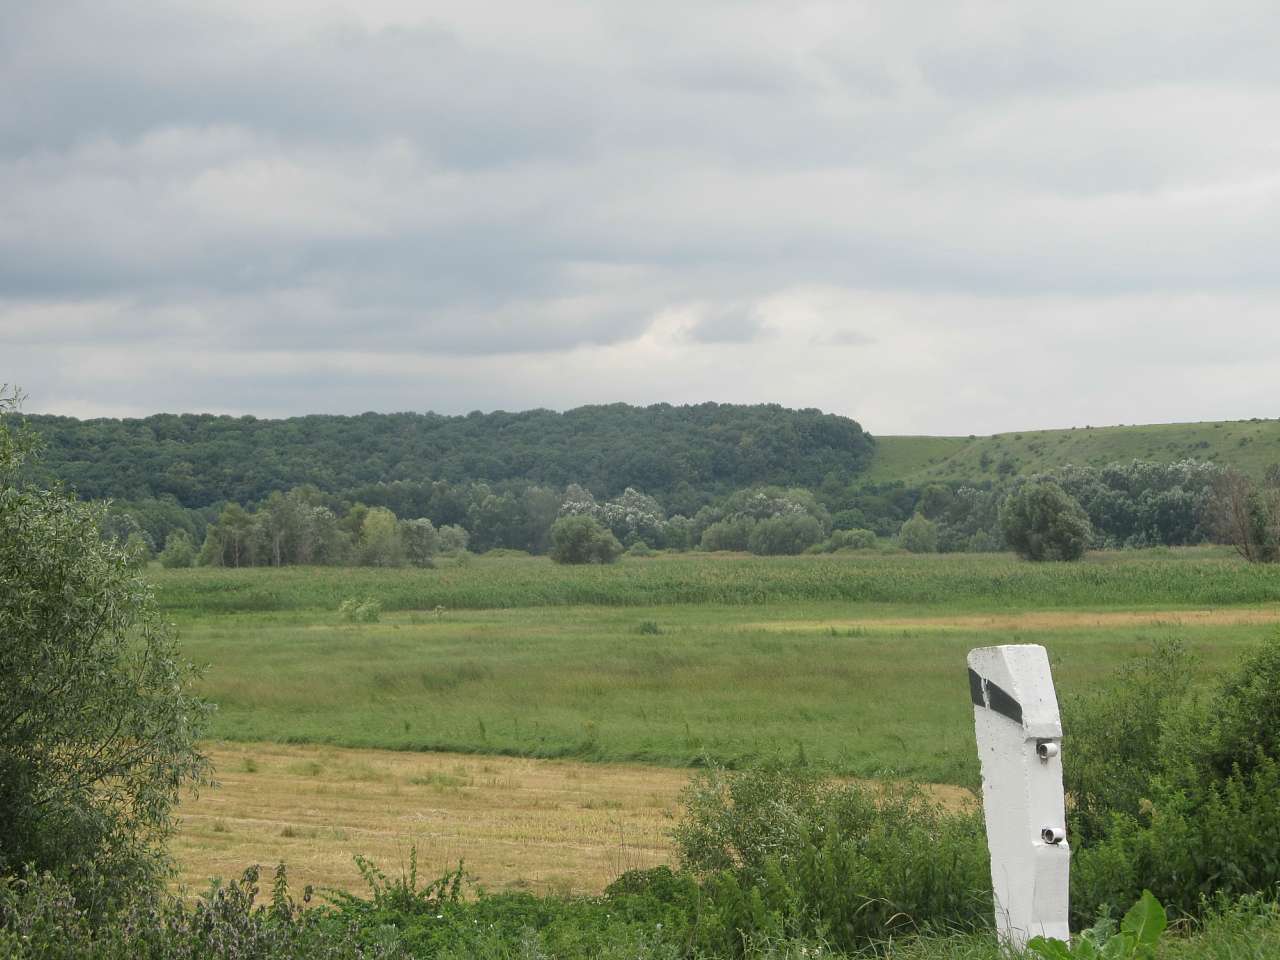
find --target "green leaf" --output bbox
[1120,890,1167,946]
[1027,936,1074,960]
[1100,933,1135,960]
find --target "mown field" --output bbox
[160,548,1280,786]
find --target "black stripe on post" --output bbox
[969,668,985,707]
[967,668,1025,725]
[984,680,1023,725]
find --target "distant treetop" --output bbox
[18,402,874,508]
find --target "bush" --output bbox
[700,516,756,552]
[158,529,197,568]
[1000,478,1092,561]
[825,527,877,551]
[1067,634,1280,923]
[627,539,655,557]
[549,515,623,565]
[746,514,824,555]
[898,513,939,553]
[674,764,990,953]
[339,597,382,622]
[0,864,382,959]
[0,392,211,910]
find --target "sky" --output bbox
[3,0,1280,435]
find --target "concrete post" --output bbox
[968,644,1070,948]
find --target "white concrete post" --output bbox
[968,644,1070,948]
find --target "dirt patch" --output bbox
[750,606,1280,633]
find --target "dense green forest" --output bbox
[14,404,1280,565]
[22,403,873,509]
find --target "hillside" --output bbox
[866,418,1280,486]
[19,403,873,508]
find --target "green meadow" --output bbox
[868,418,1280,484]
[158,548,1280,784]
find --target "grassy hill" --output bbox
[867,418,1280,486]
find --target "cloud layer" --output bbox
[4,0,1279,432]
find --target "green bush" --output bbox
[549,515,624,565]
[1067,634,1280,923]
[898,513,940,553]
[1001,478,1092,561]
[338,597,382,622]
[0,393,210,912]
[158,530,197,568]
[746,514,824,556]
[825,527,877,551]
[627,539,655,557]
[674,764,990,953]
[700,516,757,552]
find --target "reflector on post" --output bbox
[968,644,1070,948]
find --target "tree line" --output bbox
[120,456,1278,569]
[19,402,874,510]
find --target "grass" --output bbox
[869,417,1280,485]
[153,547,1280,615]
[166,550,1280,783]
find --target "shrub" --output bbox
[339,597,382,622]
[1000,478,1092,561]
[1067,634,1280,923]
[158,529,197,568]
[0,392,211,911]
[826,527,877,551]
[549,515,623,565]
[898,513,940,553]
[627,539,655,557]
[700,516,756,552]
[674,764,990,953]
[746,514,824,555]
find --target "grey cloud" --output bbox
[5,1,1280,428]
[688,305,767,343]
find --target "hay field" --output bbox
[173,742,688,897]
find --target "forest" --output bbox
[21,403,873,509]
[12,402,1276,566]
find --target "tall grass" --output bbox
[152,548,1280,616]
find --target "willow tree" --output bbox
[0,388,210,909]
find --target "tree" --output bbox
[897,513,939,553]
[1000,478,1092,561]
[0,389,210,906]
[548,515,622,564]
[158,529,197,568]
[1210,470,1280,563]
[748,513,824,555]
[358,506,405,566]
[399,517,438,567]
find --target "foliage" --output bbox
[0,864,392,959]
[19,403,874,509]
[549,515,623,564]
[1067,634,1280,923]
[1000,478,1092,561]
[698,487,829,555]
[898,513,939,553]
[158,529,197,568]
[823,527,877,551]
[673,764,991,954]
[1210,470,1280,563]
[0,390,211,911]
[1029,890,1166,960]
[338,597,383,623]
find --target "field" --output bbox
[868,418,1280,484]
[162,548,1280,894]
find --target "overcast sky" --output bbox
[4,1,1279,434]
